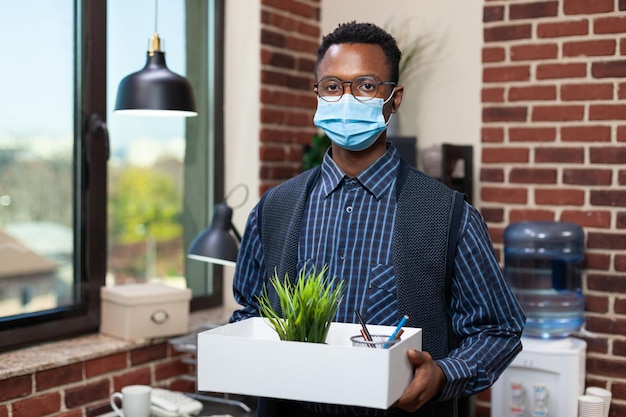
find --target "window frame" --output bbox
[0,0,225,351]
[184,0,226,311]
[0,0,106,351]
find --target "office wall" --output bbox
[223,0,320,312]
[320,0,483,171]
[224,0,261,231]
[481,1,626,415]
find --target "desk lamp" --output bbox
[187,184,248,266]
[187,202,241,267]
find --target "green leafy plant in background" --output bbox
[396,29,425,84]
[302,133,331,171]
[384,17,431,84]
[257,264,345,343]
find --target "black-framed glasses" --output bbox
[314,76,396,103]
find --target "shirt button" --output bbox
[346,206,353,213]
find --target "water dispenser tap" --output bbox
[531,384,549,417]
[510,382,525,415]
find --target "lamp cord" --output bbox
[224,183,249,210]
[154,0,158,34]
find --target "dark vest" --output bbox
[258,159,464,417]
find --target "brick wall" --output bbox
[259,0,320,194]
[0,342,193,417]
[481,1,626,416]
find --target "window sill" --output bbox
[0,306,232,380]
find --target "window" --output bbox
[106,0,225,310]
[0,0,224,351]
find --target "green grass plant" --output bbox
[257,265,345,343]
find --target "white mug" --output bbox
[110,385,152,417]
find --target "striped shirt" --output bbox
[231,144,524,415]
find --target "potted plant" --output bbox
[257,264,345,343]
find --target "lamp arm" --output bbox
[224,183,247,244]
[231,223,242,243]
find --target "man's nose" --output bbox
[341,82,351,96]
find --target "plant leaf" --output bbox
[255,263,345,343]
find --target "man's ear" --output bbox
[391,85,404,114]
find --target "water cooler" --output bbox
[491,222,587,417]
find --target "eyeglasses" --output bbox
[314,76,396,103]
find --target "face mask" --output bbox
[313,95,392,152]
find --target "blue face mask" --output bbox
[313,95,391,151]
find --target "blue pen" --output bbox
[384,315,409,348]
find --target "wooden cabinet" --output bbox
[440,144,473,205]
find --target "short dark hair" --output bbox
[315,21,401,83]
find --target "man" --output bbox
[230,21,525,417]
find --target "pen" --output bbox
[360,329,376,348]
[354,309,372,341]
[384,315,409,348]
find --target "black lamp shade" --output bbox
[188,202,239,267]
[114,51,197,117]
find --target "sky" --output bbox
[0,0,188,163]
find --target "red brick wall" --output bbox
[259,0,321,194]
[481,1,626,416]
[0,343,193,417]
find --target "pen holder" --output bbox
[351,334,402,349]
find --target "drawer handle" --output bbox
[151,309,170,324]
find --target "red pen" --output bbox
[360,328,376,348]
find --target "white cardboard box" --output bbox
[197,317,422,409]
[100,283,191,340]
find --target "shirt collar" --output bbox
[319,141,400,200]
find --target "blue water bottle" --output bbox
[504,221,585,339]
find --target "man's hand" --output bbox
[393,349,446,412]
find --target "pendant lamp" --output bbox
[114,2,197,117]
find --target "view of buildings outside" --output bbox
[0,0,189,319]
[0,1,75,318]
[106,0,189,290]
